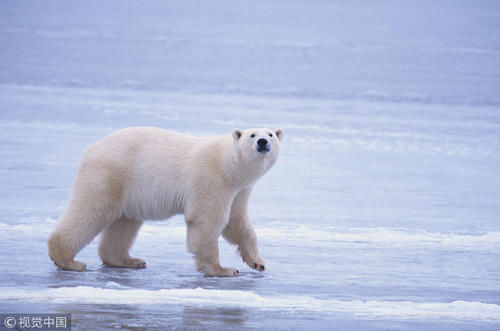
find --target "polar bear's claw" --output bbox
[218,267,239,277]
[203,266,239,277]
[253,263,265,271]
[245,256,265,272]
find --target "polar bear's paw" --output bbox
[202,265,239,277]
[252,262,265,272]
[244,256,266,272]
[103,257,146,269]
[54,260,87,272]
[217,267,240,277]
[126,257,147,269]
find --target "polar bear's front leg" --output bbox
[223,188,266,272]
[186,215,239,277]
[223,217,265,272]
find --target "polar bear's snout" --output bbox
[256,138,271,154]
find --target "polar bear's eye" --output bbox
[269,133,273,137]
[250,134,256,138]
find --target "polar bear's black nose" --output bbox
[257,138,268,147]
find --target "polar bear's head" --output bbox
[232,128,284,172]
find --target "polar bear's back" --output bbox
[80,127,200,174]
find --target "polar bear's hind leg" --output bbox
[98,216,146,268]
[48,162,124,271]
[48,198,121,272]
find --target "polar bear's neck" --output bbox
[195,136,272,191]
[222,141,271,190]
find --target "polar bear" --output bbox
[48,127,283,276]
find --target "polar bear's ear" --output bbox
[232,128,243,141]
[275,128,284,141]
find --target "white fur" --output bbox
[48,127,283,276]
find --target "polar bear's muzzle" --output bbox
[256,138,271,154]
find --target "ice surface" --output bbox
[1,0,500,330]
[2,286,500,321]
